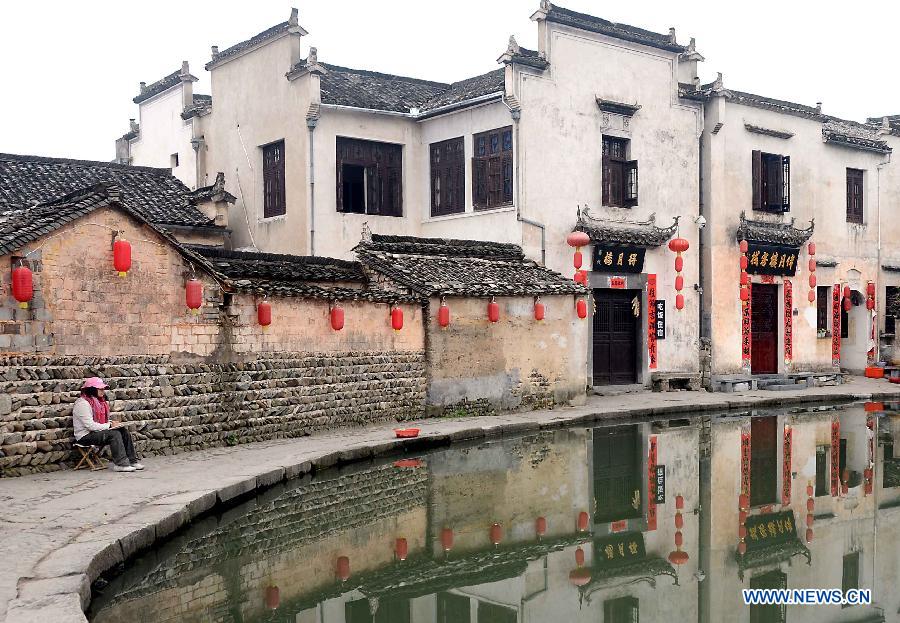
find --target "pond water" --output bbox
[89,401,900,623]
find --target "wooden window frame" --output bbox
[847,168,864,224]
[472,126,513,210]
[752,150,790,212]
[336,136,403,217]
[816,285,831,336]
[602,136,638,208]
[262,140,286,219]
[430,137,466,217]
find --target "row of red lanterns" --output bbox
[668,494,689,565]
[805,483,815,544]
[668,237,689,311]
[807,242,817,304]
[739,240,750,302]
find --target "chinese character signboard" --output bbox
[832,284,841,366]
[647,275,657,370]
[740,430,752,499]
[831,419,841,497]
[741,284,752,370]
[744,242,799,276]
[655,465,666,504]
[744,510,797,552]
[784,280,793,362]
[782,426,792,506]
[655,300,666,340]
[647,435,658,531]
[594,532,647,569]
[593,244,645,274]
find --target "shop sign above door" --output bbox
[593,244,645,274]
[744,242,799,276]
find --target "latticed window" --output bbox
[847,168,864,223]
[336,137,403,217]
[430,137,465,216]
[602,136,638,208]
[262,140,285,218]
[752,150,790,212]
[473,126,513,209]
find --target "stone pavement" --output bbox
[3,376,900,622]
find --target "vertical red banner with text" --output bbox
[832,284,841,367]
[648,274,657,370]
[831,419,841,497]
[782,425,792,506]
[742,284,752,369]
[647,435,658,531]
[740,430,752,500]
[784,280,793,363]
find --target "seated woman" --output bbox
[73,377,144,472]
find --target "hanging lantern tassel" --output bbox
[391,306,404,332]
[669,237,689,311]
[12,264,33,309]
[113,238,132,277]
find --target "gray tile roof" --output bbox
[0,153,217,229]
[420,69,505,112]
[822,119,891,153]
[206,20,293,70]
[727,89,823,120]
[318,63,450,113]
[133,69,195,104]
[576,211,678,248]
[736,211,814,247]
[545,3,686,53]
[508,46,550,70]
[356,234,584,298]
[181,94,212,119]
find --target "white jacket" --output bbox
[72,397,110,440]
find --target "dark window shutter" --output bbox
[387,162,402,216]
[262,141,286,218]
[751,150,762,211]
[847,168,863,223]
[817,286,829,331]
[842,552,860,595]
[624,160,639,207]
[366,163,380,215]
[473,157,487,208]
[502,154,513,203]
[781,156,790,212]
[609,161,624,207]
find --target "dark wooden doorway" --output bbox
[749,569,787,623]
[751,284,779,374]
[593,289,639,385]
[750,416,778,507]
[593,425,642,522]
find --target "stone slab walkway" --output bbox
[3,376,900,622]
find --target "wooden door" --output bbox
[593,289,639,385]
[749,570,787,623]
[751,284,778,374]
[750,416,778,506]
[593,425,642,522]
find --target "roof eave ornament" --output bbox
[287,7,309,36]
[361,222,373,244]
[679,37,705,62]
[497,35,520,64]
[531,0,550,21]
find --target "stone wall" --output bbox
[0,352,426,477]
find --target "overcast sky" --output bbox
[1,1,897,162]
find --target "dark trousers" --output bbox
[78,428,137,467]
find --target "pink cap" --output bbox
[81,377,109,390]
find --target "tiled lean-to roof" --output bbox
[206,8,307,70]
[420,69,506,112]
[181,94,212,119]
[132,68,196,104]
[736,212,815,247]
[0,153,218,229]
[356,234,584,298]
[318,63,450,113]
[544,3,686,53]
[576,210,678,247]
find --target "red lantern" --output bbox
[490,522,503,546]
[566,230,590,249]
[569,567,592,586]
[807,290,815,303]
[739,524,747,539]
[867,298,875,311]
[674,531,683,547]
[739,510,748,524]
[534,299,545,321]
[668,238,689,253]
[675,512,684,529]
[577,511,589,532]
[113,238,132,277]
[808,274,816,288]
[676,293,684,310]
[536,516,547,537]
[739,240,749,254]
[440,528,454,552]
[576,299,587,319]
[806,484,814,497]
[808,242,816,255]
[438,302,450,328]
[740,255,749,270]
[675,255,684,272]
[867,282,876,297]
[808,259,816,273]
[575,546,585,567]
[806,513,814,527]
[669,550,689,565]
[330,305,345,331]
[739,287,749,302]
[265,585,280,610]
[185,279,202,314]
[738,541,747,555]
[805,528,814,543]
[675,275,684,292]
[676,495,684,510]
[740,272,750,286]
[573,250,583,270]
[739,494,749,510]
[488,299,500,323]
[843,297,852,312]
[336,556,351,581]
[574,270,587,285]
[11,265,33,309]
[391,306,404,331]
[843,285,852,299]
[257,300,272,327]
[395,537,408,561]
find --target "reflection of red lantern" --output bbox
[577,511,589,532]
[807,290,815,303]
[534,299,545,321]
[843,285,852,299]
[675,513,684,529]
[185,279,203,314]
[330,305,345,331]
[808,242,816,255]
[739,524,747,539]
[258,300,272,327]
[806,498,814,512]
[391,306,404,331]
[674,531,684,547]
[669,550,689,565]
[395,537,408,561]
[806,528,814,543]
[808,274,816,288]
[740,255,749,270]
[573,250,583,269]
[808,259,816,273]
[536,516,547,537]
[806,484,814,497]
[867,282,876,297]
[739,510,748,524]
[11,265,33,309]
[336,556,351,581]
[438,302,450,328]
[676,495,684,510]
[490,523,503,546]
[575,546,585,567]
[265,585,280,610]
[739,494,749,510]
[741,272,750,286]
[806,513,814,527]
[676,294,685,310]
[569,567,592,587]
[738,541,747,555]
[576,299,587,319]
[488,299,500,323]
[441,528,454,552]
[843,297,852,312]
[739,240,749,254]
[113,238,132,277]
[740,287,750,302]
